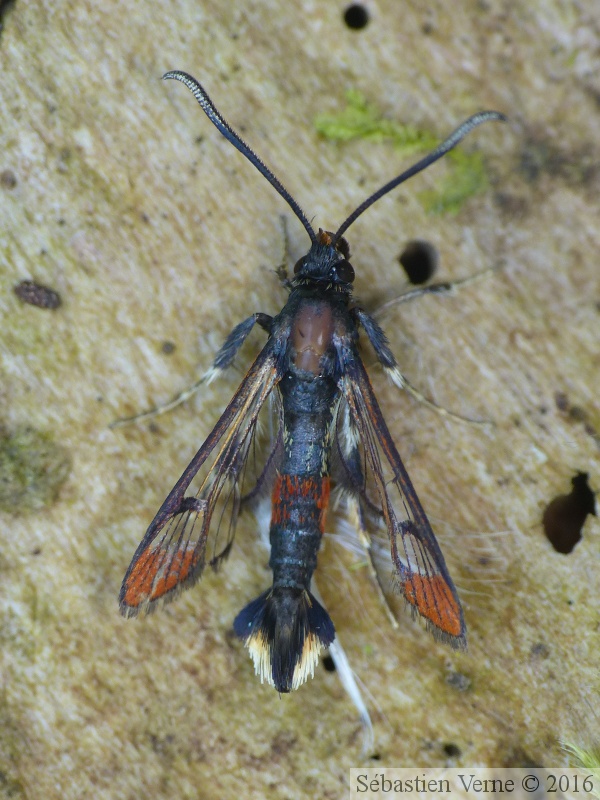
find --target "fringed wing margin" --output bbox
[119,340,283,616]
[339,349,466,647]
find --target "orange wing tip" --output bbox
[404,573,464,639]
[120,545,200,615]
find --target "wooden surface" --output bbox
[0,1,599,798]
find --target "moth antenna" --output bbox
[333,110,506,244]
[164,70,318,244]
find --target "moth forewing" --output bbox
[339,352,466,645]
[119,343,282,616]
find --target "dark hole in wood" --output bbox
[443,742,462,758]
[542,472,596,554]
[322,654,336,672]
[343,4,369,30]
[399,240,438,284]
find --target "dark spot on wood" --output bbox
[543,472,596,554]
[398,240,438,284]
[443,742,462,758]
[322,654,336,672]
[0,0,16,38]
[0,168,17,189]
[446,671,471,692]
[530,642,550,659]
[270,730,297,758]
[554,391,569,412]
[343,3,369,29]
[14,279,62,309]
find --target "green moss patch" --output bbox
[0,426,71,514]
[315,90,493,214]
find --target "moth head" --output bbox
[292,229,355,289]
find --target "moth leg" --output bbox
[352,307,492,428]
[375,265,498,317]
[386,367,492,427]
[111,313,273,428]
[311,580,375,757]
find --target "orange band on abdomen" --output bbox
[271,474,331,532]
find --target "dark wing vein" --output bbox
[339,351,466,645]
[119,340,282,616]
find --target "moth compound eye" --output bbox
[294,258,305,274]
[333,259,355,284]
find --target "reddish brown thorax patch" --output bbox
[290,302,334,374]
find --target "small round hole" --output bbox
[443,742,462,758]
[399,240,438,284]
[322,654,336,672]
[343,4,369,30]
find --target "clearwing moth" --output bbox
[119,71,504,693]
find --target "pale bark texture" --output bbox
[0,2,599,798]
